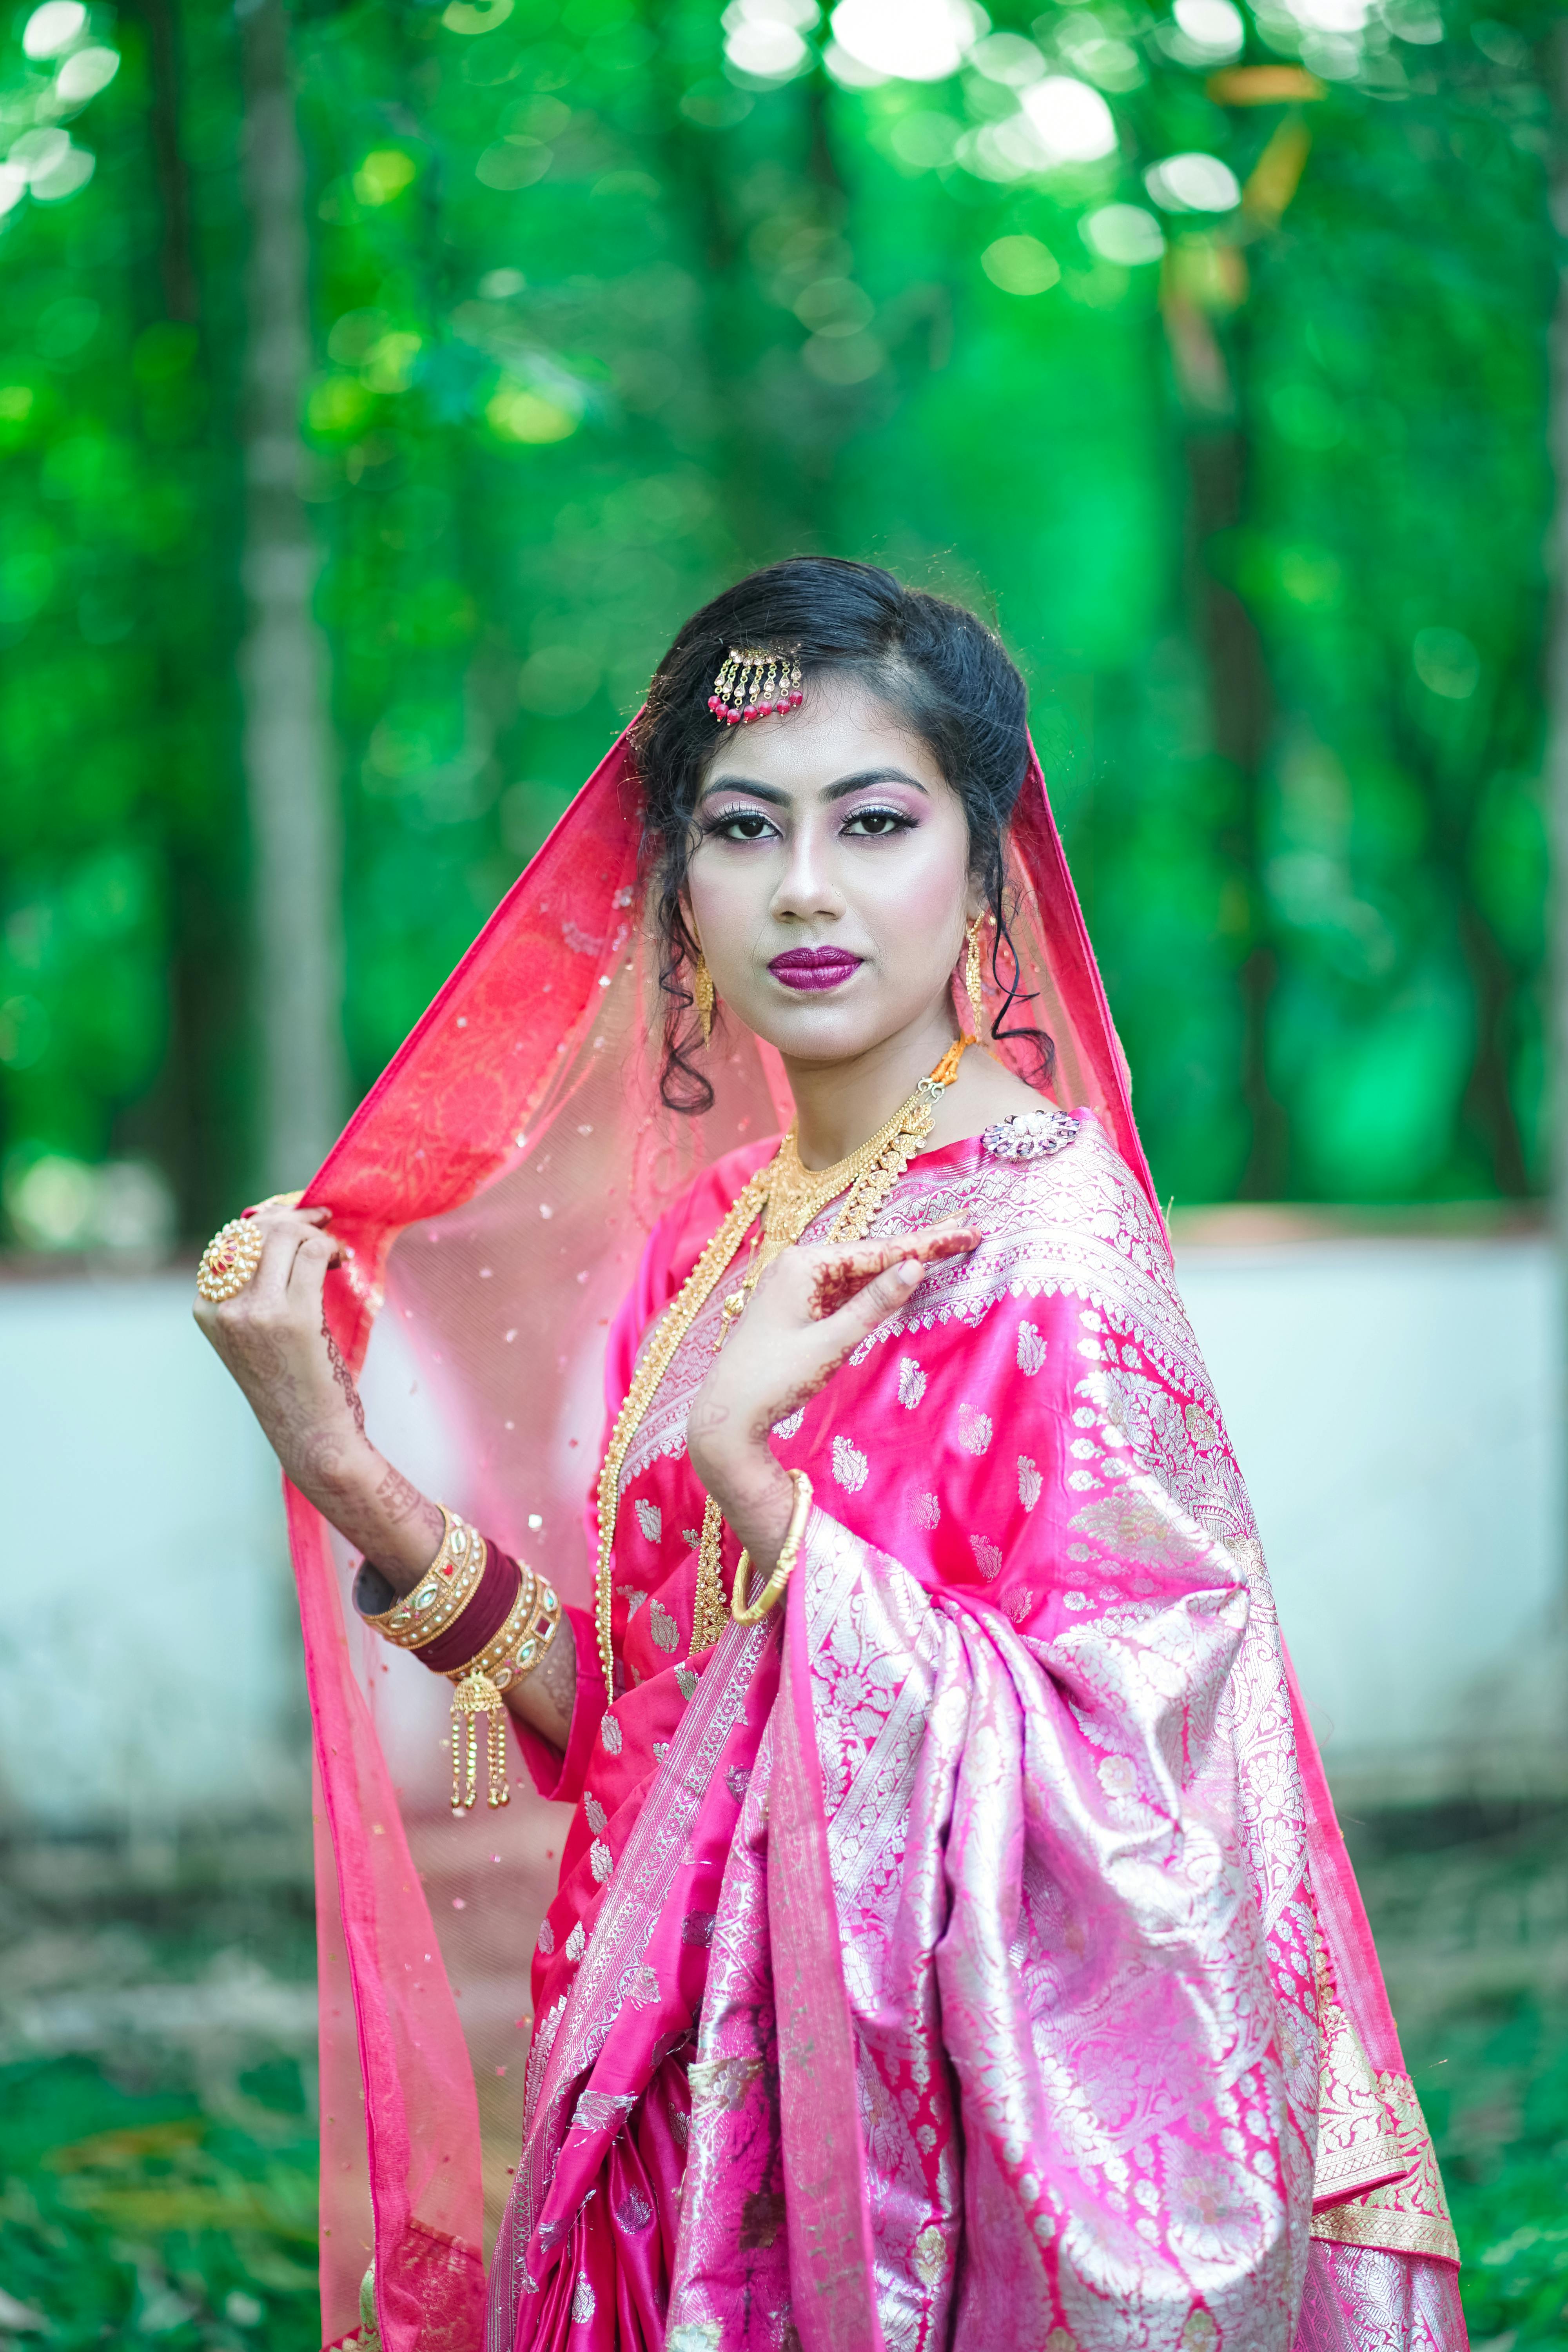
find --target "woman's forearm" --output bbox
[347,1470,577,1751]
[241,1337,445,1593]
[192,1205,572,1742]
[290,1423,446,1592]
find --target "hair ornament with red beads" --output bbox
[708,645,804,726]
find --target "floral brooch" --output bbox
[981,1108,1080,1161]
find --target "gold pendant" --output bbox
[450,1671,509,1813]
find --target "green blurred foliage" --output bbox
[0,2053,318,2350]
[0,0,1557,1236]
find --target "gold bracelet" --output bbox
[731,1469,813,1625]
[361,1508,485,1651]
[446,1567,562,1815]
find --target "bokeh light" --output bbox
[1170,0,1247,59]
[828,0,987,83]
[980,234,1061,296]
[723,0,819,81]
[1018,74,1118,166]
[21,1,85,60]
[1082,204,1166,265]
[1145,152,1242,213]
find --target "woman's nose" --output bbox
[769,827,846,924]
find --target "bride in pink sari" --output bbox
[196,560,1465,2352]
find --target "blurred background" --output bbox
[2,0,1567,2343]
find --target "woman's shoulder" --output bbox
[883,1106,1175,1305]
[860,1110,1204,1392]
[905,1105,1158,1231]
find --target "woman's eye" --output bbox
[711,809,775,841]
[843,807,914,838]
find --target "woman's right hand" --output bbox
[193,1200,443,1587]
[195,1201,350,1469]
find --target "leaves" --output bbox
[0,0,1556,1231]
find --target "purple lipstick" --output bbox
[769,946,864,993]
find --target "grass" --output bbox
[1,1804,1565,2348]
[1346,1801,1568,2350]
[0,2056,319,2350]
[0,1831,320,2350]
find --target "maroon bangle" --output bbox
[416,1539,522,1675]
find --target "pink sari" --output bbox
[291,727,1465,2352]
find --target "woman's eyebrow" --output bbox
[699,776,790,806]
[698,766,930,807]
[822,767,929,802]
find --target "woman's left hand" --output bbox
[686,1221,980,1573]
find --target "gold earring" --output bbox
[692,951,714,1045]
[964,916,987,1041]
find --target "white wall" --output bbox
[0,1275,306,1835]
[3,1237,1562,1830]
[1178,1234,1568,1804]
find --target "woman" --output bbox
[197,561,1464,2352]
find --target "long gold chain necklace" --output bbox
[592,1038,971,1699]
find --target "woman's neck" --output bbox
[781,1008,961,1171]
[780,1010,1051,1171]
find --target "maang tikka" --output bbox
[709,646,803,727]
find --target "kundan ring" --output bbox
[196,1191,303,1303]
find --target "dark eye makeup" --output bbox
[841,804,917,837]
[700,800,919,844]
[701,807,777,842]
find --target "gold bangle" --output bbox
[731,1469,813,1625]
[446,1566,561,1815]
[361,1508,486,1651]
[445,1566,559,1697]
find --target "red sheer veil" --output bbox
[295,722,1161,2352]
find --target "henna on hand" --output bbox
[806,1227,981,1321]
[688,1220,982,1569]
[807,1249,887,1321]
[373,1462,431,1526]
[325,1324,367,1436]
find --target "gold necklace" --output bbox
[592,1036,972,1698]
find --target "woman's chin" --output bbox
[736,998,919,1068]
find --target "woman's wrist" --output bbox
[697,1442,795,1575]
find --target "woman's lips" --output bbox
[768,946,864,993]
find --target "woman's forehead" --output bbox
[696,673,951,802]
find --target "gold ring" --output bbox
[196,1191,303,1303]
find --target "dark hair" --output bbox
[631,555,1052,1113]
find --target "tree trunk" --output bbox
[1551,24,1568,1253]
[1179,393,1287,1201]
[1541,19,1568,1730]
[238,0,345,1192]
